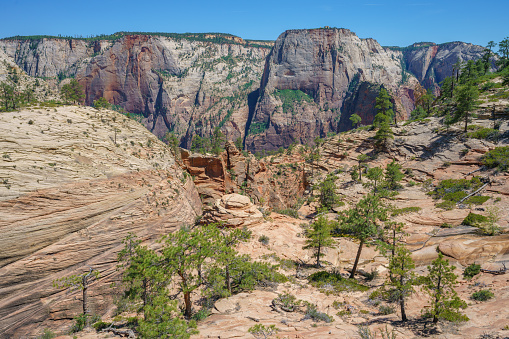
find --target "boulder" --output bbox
[202,193,264,227]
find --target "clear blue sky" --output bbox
[2,0,508,48]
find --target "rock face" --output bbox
[245,28,420,151]
[181,141,305,210]
[0,31,489,152]
[402,41,495,91]
[0,34,270,149]
[202,193,264,227]
[0,106,201,337]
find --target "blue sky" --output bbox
[2,0,508,48]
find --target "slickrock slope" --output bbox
[0,106,201,337]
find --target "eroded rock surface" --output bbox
[0,106,201,337]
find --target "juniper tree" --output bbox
[422,253,468,323]
[61,79,84,104]
[454,81,479,133]
[375,88,395,125]
[303,214,336,267]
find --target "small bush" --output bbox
[482,146,509,172]
[391,206,421,216]
[303,303,334,323]
[468,127,499,140]
[308,271,369,293]
[471,289,494,301]
[436,200,456,210]
[464,195,490,205]
[378,305,395,315]
[272,293,302,312]
[248,324,279,339]
[192,308,211,321]
[463,263,481,279]
[92,321,111,331]
[28,119,34,125]
[70,314,100,333]
[274,208,299,218]
[37,328,56,339]
[462,213,488,226]
[440,223,454,228]
[258,235,269,245]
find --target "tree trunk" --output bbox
[142,278,148,320]
[433,272,442,323]
[350,240,364,279]
[82,275,89,328]
[400,295,407,322]
[316,243,321,267]
[226,265,231,294]
[464,112,468,133]
[184,291,192,318]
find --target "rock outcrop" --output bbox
[402,41,495,91]
[0,31,489,152]
[245,28,421,151]
[0,106,201,337]
[202,193,264,227]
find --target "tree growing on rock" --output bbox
[384,160,404,190]
[422,253,468,323]
[374,88,395,125]
[319,174,340,210]
[53,266,100,328]
[383,245,415,321]
[454,82,479,133]
[164,131,180,160]
[339,192,388,278]
[61,79,85,105]
[93,96,110,110]
[303,214,336,267]
[349,113,362,129]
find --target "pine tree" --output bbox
[454,82,479,133]
[162,226,217,318]
[349,113,362,129]
[340,192,388,278]
[384,160,404,190]
[61,79,85,104]
[303,215,336,267]
[422,253,468,323]
[375,88,395,124]
[384,246,415,321]
[164,132,180,159]
[319,174,340,210]
[374,120,394,150]
[356,154,369,181]
[53,266,100,328]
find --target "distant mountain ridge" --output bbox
[0,28,490,151]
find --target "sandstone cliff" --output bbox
[245,28,420,151]
[400,41,495,91]
[1,31,489,152]
[0,34,270,148]
[0,105,201,337]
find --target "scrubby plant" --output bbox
[303,303,334,323]
[378,305,395,315]
[248,324,279,339]
[272,293,302,312]
[463,263,481,279]
[471,289,494,301]
[462,212,489,226]
[482,146,509,172]
[258,234,269,245]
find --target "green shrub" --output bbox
[378,305,395,315]
[462,213,488,226]
[468,127,499,140]
[471,289,494,301]
[463,263,481,279]
[37,328,56,339]
[191,308,211,321]
[272,293,302,312]
[482,146,509,172]
[440,223,454,228]
[304,303,334,323]
[391,206,422,216]
[70,314,100,333]
[308,271,369,293]
[436,200,456,210]
[274,208,299,218]
[464,195,490,205]
[258,234,269,245]
[92,321,111,331]
[273,89,313,114]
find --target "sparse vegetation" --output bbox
[463,263,481,279]
[471,289,494,301]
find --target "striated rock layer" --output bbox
[0,106,201,337]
